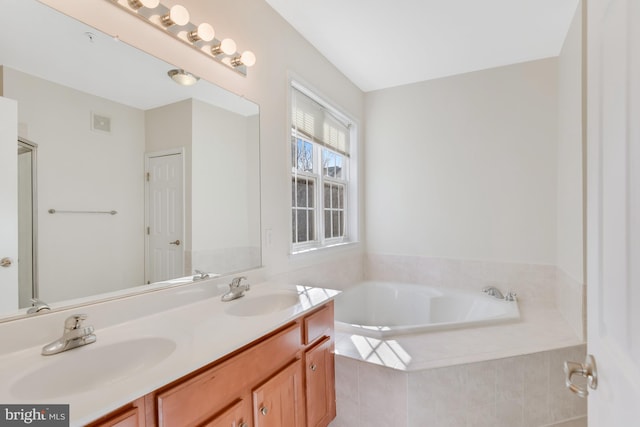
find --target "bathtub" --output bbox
[334,281,520,337]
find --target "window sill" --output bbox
[291,241,359,256]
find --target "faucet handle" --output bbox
[64,314,88,331]
[505,291,518,301]
[230,276,247,288]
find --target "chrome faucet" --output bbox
[482,286,505,299]
[221,276,250,302]
[42,314,97,356]
[27,298,50,314]
[193,269,210,281]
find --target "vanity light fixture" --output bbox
[106,0,255,75]
[168,69,199,86]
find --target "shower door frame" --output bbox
[17,137,39,304]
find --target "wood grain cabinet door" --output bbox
[201,399,252,427]
[252,359,304,427]
[304,337,336,427]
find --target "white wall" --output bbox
[39,0,366,287]
[365,59,558,265]
[557,1,584,283]
[556,1,585,339]
[2,67,146,302]
[191,99,261,273]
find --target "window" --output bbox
[290,82,354,252]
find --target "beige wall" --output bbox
[3,67,146,302]
[364,58,558,265]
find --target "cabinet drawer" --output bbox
[303,302,334,345]
[156,323,301,426]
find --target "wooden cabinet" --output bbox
[91,301,335,427]
[304,337,335,427]
[302,303,336,427]
[252,359,305,427]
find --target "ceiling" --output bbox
[265,0,580,92]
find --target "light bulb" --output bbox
[161,5,190,27]
[240,51,256,67]
[188,23,215,43]
[212,38,236,56]
[128,0,159,9]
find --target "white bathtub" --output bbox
[334,281,520,337]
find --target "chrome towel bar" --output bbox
[48,209,117,215]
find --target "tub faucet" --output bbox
[193,269,210,281]
[482,286,504,299]
[27,298,50,314]
[42,314,97,356]
[221,276,250,302]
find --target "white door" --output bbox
[0,97,18,312]
[145,151,185,284]
[586,0,640,424]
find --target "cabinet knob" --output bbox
[310,363,317,372]
[0,257,12,268]
[260,406,268,416]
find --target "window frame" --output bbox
[289,80,356,254]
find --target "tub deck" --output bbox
[334,302,583,371]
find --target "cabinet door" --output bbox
[252,359,304,427]
[305,337,336,427]
[201,399,251,427]
[86,398,145,427]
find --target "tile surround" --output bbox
[331,345,587,427]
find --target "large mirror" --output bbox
[0,0,261,320]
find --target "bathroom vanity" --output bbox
[87,301,335,427]
[0,283,338,427]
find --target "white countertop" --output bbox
[0,283,339,426]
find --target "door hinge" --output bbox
[146,172,150,182]
[146,226,150,235]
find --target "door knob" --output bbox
[169,240,181,246]
[564,354,598,398]
[0,257,12,268]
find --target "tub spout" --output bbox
[482,286,504,299]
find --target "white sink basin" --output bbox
[225,291,300,316]
[11,337,176,399]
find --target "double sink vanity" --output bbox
[0,281,340,426]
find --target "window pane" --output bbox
[332,211,340,237]
[334,155,343,179]
[291,209,297,243]
[296,179,307,208]
[296,139,313,172]
[308,210,315,241]
[296,210,308,242]
[339,211,344,236]
[324,211,331,239]
[291,178,296,206]
[324,183,331,209]
[331,185,339,208]
[307,179,315,207]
